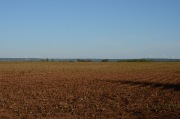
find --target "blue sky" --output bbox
[0,0,180,59]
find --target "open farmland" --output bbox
[0,62,180,119]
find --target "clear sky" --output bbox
[0,0,180,59]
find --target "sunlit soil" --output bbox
[0,62,180,119]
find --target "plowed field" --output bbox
[0,62,180,119]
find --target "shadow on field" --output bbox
[100,80,180,91]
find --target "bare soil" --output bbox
[0,62,180,119]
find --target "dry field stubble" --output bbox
[0,62,180,119]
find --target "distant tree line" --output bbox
[40,58,54,62]
[39,58,153,62]
[101,59,109,62]
[117,59,153,62]
[77,59,109,62]
[77,59,92,62]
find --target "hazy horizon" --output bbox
[0,0,180,59]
